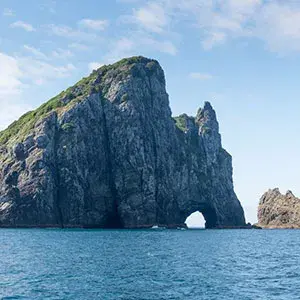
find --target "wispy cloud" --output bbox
[47,24,97,41]
[78,19,109,31]
[189,72,213,80]
[0,53,23,97]
[39,0,56,14]
[140,37,177,55]
[196,0,300,53]
[202,32,227,50]
[10,21,36,32]
[23,45,48,60]
[0,53,30,130]
[253,3,300,53]
[105,37,135,62]
[3,8,15,17]
[68,42,90,51]
[121,0,300,54]
[52,48,73,59]
[18,58,76,85]
[104,35,178,63]
[132,2,168,33]
[117,1,179,58]
[24,45,73,61]
[0,49,77,130]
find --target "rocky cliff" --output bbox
[0,56,245,228]
[258,188,300,228]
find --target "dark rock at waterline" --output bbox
[0,56,245,229]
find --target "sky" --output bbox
[1,0,300,226]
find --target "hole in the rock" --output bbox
[185,211,206,229]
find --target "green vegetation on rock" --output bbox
[0,56,158,146]
[174,115,188,132]
[61,122,75,132]
[0,92,65,145]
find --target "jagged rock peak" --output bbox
[204,101,213,110]
[174,102,219,136]
[0,56,245,229]
[258,188,300,228]
[194,102,222,165]
[286,190,295,197]
[196,101,219,133]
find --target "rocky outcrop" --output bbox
[257,188,300,228]
[0,56,245,228]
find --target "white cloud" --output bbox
[0,50,78,130]
[78,19,109,31]
[39,0,56,14]
[254,3,300,53]
[0,53,31,130]
[0,101,32,131]
[105,37,135,62]
[226,0,262,18]
[0,53,23,97]
[141,38,177,55]
[18,58,76,85]
[171,0,260,50]
[24,45,48,60]
[88,62,104,72]
[68,43,90,51]
[105,34,178,61]
[116,1,179,57]
[52,48,73,59]
[123,0,300,54]
[47,24,97,41]
[202,32,227,50]
[189,72,213,80]
[10,21,36,32]
[0,102,32,131]
[24,45,73,61]
[132,2,168,33]
[3,8,15,17]
[178,0,300,53]
[160,40,177,55]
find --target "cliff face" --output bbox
[258,188,300,228]
[0,56,245,228]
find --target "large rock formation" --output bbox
[0,56,245,228]
[258,188,300,228]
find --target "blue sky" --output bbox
[1,0,300,225]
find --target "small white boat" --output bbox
[151,225,159,229]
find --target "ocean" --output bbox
[1,228,298,299]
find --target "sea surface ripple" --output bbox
[1,229,299,299]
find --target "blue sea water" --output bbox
[0,229,299,300]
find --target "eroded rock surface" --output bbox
[258,188,300,228]
[0,56,245,228]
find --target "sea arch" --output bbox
[184,206,218,229]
